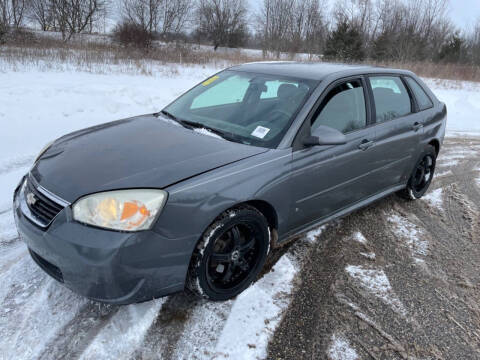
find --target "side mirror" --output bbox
[303,125,347,147]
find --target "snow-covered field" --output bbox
[0,61,479,359]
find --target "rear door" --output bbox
[365,75,423,190]
[288,77,379,232]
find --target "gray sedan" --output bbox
[13,62,446,303]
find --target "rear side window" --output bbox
[312,79,367,134]
[405,77,433,111]
[369,76,412,122]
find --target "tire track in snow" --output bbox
[37,302,120,360]
[0,241,25,275]
[134,293,200,360]
[79,298,165,360]
[0,256,86,359]
[131,250,301,360]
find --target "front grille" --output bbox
[29,249,64,283]
[24,175,66,227]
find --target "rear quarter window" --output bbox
[369,76,412,123]
[405,77,434,111]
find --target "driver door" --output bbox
[287,77,380,233]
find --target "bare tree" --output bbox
[121,0,161,33]
[256,0,294,57]
[333,0,374,37]
[29,0,54,30]
[196,0,248,50]
[0,0,9,29]
[161,0,191,36]
[120,0,191,37]
[256,0,327,58]
[468,17,480,65]
[12,0,29,27]
[343,0,452,62]
[290,0,328,55]
[0,0,29,30]
[50,0,106,40]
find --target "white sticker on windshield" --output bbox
[251,126,270,139]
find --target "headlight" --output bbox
[35,140,55,162]
[72,189,167,231]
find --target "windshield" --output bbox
[163,70,317,148]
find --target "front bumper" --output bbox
[13,179,198,305]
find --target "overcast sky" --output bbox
[449,0,480,30]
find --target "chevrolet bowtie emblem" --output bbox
[26,192,37,206]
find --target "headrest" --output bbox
[373,87,395,97]
[278,83,299,99]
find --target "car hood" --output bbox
[31,114,268,203]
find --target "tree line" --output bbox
[1,0,480,65]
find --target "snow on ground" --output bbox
[0,60,479,359]
[436,145,480,169]
[149,256,298,360]
[352,232,367,244]
[211,256,296,360]
[80,299,166,360]
[387,214,428,263]
[327,334,358,360]
[345,265,407,316]
[422,188,444,210]
[305,225,325,243]
[436,169,453,178]
[360,252,376,260]
[0,259,87,359]
[424,78,480,135]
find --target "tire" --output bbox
[397,145,437,200]
[186,205,270,301]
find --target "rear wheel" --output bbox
[397,145,437,200]
[186,206,270,301]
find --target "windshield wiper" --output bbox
[180,120,238,142]
[158,110,195,130]
[158,111,241,143]
[159,110,180,121]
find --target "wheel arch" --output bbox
[243,199,278,232]
[429,138,440,156]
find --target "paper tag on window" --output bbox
[251,126,270,139]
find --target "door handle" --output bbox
[358,140,374,151]
[412,122,424,132]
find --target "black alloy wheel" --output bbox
[187,206,270,301]
[412,154,435,193]
[397,145,437,200]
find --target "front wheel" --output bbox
[397,145,437,200]
[186,206,270,301]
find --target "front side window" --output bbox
[164,70,316,148]
[369,76,412,122]
[405,77,433,111]
[312,79,367,134]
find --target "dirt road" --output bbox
[269,136,480,359]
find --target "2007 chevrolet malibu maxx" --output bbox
[13,63,446,304]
